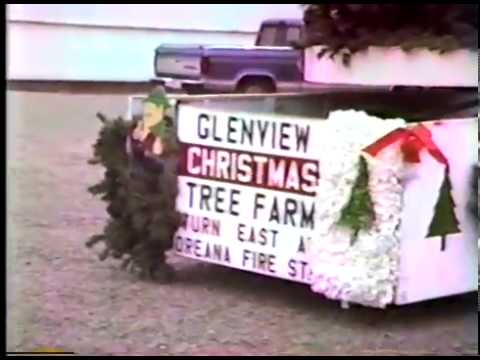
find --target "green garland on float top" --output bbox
[298,4,478,66]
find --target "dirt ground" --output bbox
[6,88,478,356]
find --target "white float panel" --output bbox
[304,46,478,88]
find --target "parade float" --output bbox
[87,4,478,308]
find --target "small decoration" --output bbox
[337,155,375,245]
[130,86,172,157]
[427,171,460,251]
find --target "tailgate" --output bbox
[154,45,203,79]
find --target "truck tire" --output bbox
[237,78,276,94]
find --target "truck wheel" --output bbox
[238,79,275,94]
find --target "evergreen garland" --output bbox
[86,113,182,282]
[298,4,478,66]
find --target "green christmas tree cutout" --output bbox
[427,169,461,251]
[337,155,375,245]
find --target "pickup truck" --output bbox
[153,19,305,94]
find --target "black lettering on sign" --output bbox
[237,223,246,242]
[268,254,275,273]
[296,124,310,153]
[284,199,297,226]
[184,237,193,255]
[242,249,251,267]
[297,236,306,254]
[258,252,266,271]
[269,197,280,223]
[196,115,310,152]
[241,119,254,144]
[176,239,229,263]
[287,259,311,281]
[194,239,202,258]
[270,229,278,248]
[288,259,297,278]
[230,189,240,216]
[253,193,265,219]
[270,122,277,149]
[257,120,268,147]
[200,185,212,211]
[204,243,229,262]
[189,184,241,216]
[201,217,210,234]
[213,244,222,260]
[227,116,238,144]
[186,182,197,208]
[213,115,222,142]
[265,197,315,229]
[185,215,221,236]
[280,123,291,150]
[224,247,231,263]
[198,113,210,139]
[258,228,267,246]
[237,224,279,248]
[205,242,211,258]
[215,187,225,213]
[301,203,315,230]
[242,249,276,274]
[211,220,220,237]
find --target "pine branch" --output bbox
[86,113,182,281]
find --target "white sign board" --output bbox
[174,105,323,283]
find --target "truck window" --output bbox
[257,26,278,46]
[286,26,301,44]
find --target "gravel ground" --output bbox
[6,90,478,356]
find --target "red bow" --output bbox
[362,124,449,172]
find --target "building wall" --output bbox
[7,4,303,82]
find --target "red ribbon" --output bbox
[362,124,449,172]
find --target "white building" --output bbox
[7,4,303,82]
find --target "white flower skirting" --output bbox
[308,110,406,308]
